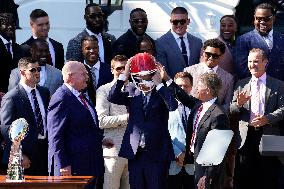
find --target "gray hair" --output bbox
[199,72,222,97]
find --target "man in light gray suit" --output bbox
[8,39,63,95]
[96,55,130,189]
[230,48,284,189]
[184,38,234,112]
[156,7,202,78]
[167,72,194,189]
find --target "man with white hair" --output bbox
[47,61,104,187]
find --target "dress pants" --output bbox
[168,167,195,189]
[103,156,130,189]
[128,148,169,189]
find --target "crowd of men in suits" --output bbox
[0,1,284,189]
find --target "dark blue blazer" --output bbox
[235,29,284,81]
[108,80,178,162]
[0,84,50,164]
[47,84,104,176]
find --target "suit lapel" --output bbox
[167,31,187,68]
[18,85,36,124]
[197,104,216,134]
[264,76,272,113]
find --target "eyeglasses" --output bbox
[27,67,41,73]
[171,19,187,26]
[204,52,221,60]
[114,66,125,71]
[254,15,273,22]
[131,18,147,24]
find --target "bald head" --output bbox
[62,61,89,91]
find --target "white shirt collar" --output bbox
[20,81,37,94]
[84,60,101,70]
[0,35,11,45]
[171,30,187,40]
[85,28,102,37]
[64,83,81,98]
[251,72,267,83]
[201,62,219,73]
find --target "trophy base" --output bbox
[6,178,25,182]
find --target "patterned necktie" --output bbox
[31,89,44,136]
[142,94,148,113]
[179,37,189,66]
[264,35,273,50]
[90,67,97,90]
[79,93,89,110]
[190,104,203,151]
[250,79,262,122]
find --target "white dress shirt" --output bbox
[84,60,100,86]
[38,66,47,86]
[171,30,190,62]
[20,81,46,138]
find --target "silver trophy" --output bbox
[6,118,29,182]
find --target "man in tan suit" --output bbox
[96,55,130,189]
[184,38,234,113]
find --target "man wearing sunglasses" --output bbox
[8,39,63,95]
[112,8,155,58]
[1,57,50,176]
[184,38,234,113]
[156,6,202,78]
[66,3,114,65]
[235,3,284,81]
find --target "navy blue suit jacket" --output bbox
[156,31,203,78]
[47,84,104,176]
[235,29,284,81]
[108,80,178,162]
[0,84,50,164]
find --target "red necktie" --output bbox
[190,104,203,150]
[79,93,89,110]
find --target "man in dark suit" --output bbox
[108,53,178,189]
[47,61,104,184]
[0,13,27,96]
[22,9,64,70]
[156,7,203,78]
[231,48,284,189]
[235,3,284,81]
[0,57,50,175]
[81,35,113,105]
[112,8,154,59]
[66,3,114,65]
[160,65,229,189]
[8,39,63,95]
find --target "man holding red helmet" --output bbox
[108,52,178,189]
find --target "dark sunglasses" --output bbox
[171,19,187,26]
[254,15,273,22]
[131,18,147,24]
[114,66,125,71]
[204,52,221,60]
[28,67,41,73]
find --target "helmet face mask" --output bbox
[129,53,157,93]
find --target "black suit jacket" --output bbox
[170,81,229,189]
[22,36,65,70]
[0,84,50,167]
[112,29,155,58]
[0,39,28,92]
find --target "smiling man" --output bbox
[217,15,237,75]
[235,3,284,81]
[231,48,284,189]
[156,6,202,78]
[184,38,234,113]
[112,8,154,58]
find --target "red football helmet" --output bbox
[129,52,157,76]
[129,53,157,92]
